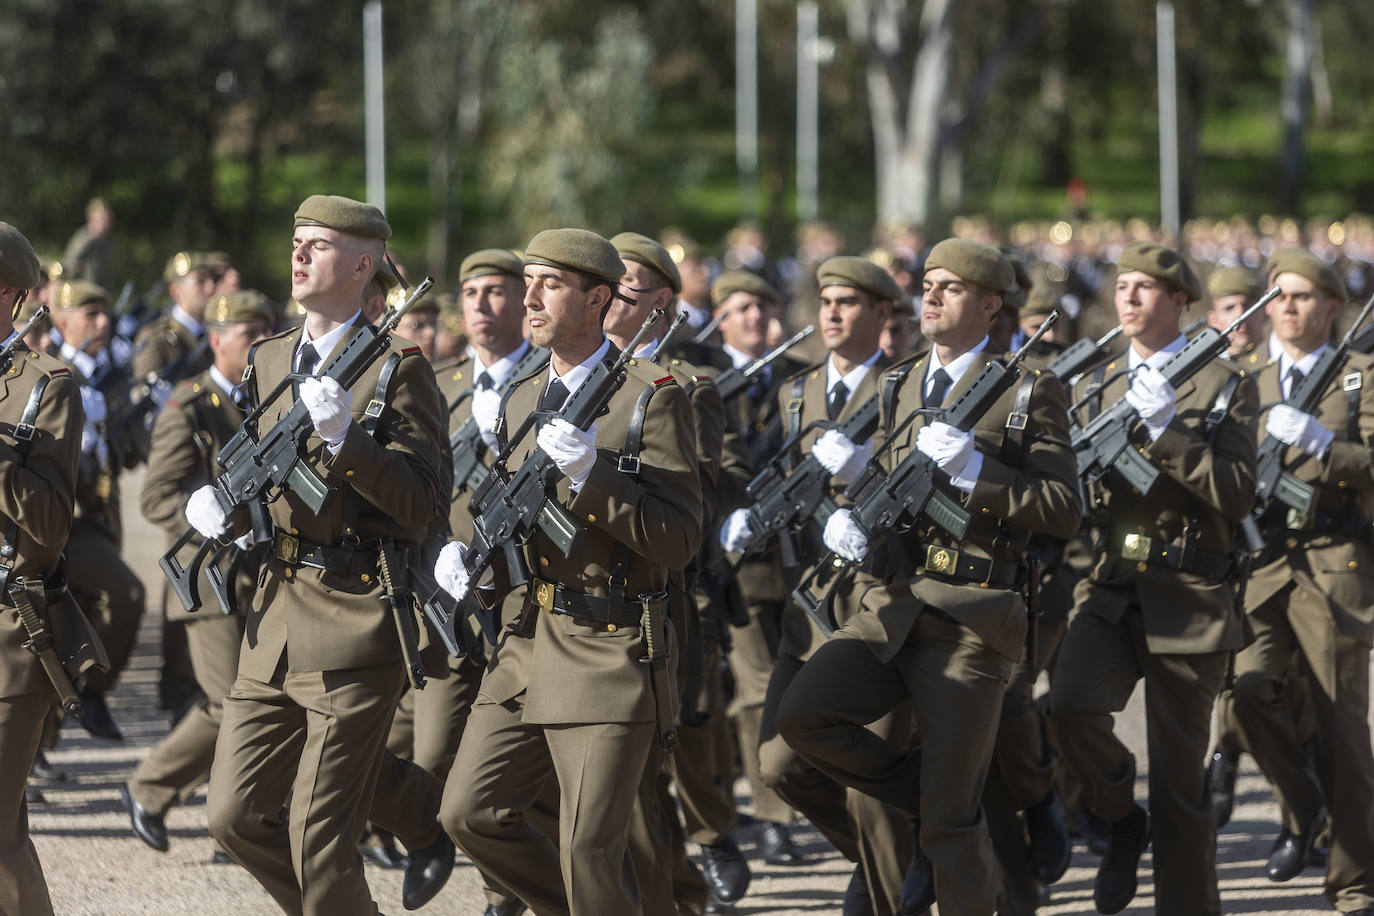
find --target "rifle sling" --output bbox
[0,373,51,592]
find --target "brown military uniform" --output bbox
[1050,351,1257,915]
[132,311,210,382]
[778,345,1082,916]
[440,345,702,916]
[0,345,82,916]
[1230,349,1374,911]
[205,321,448,915]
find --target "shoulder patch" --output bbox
[400,345,422,356]
[47,366,69,377]
[654,375,675,387]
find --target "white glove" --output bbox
[719,507,757,554]
[234,532,255,551]
[811,429,872,483]
[435,541,495,602]
[300,376,353,448]
[917,421,977,478]
[823,508,869,562]
[186,485,230,539]
[470,387,503,450]
[1266,404,1334,457]
[1124,366,1177,439]
[537,418,598,487]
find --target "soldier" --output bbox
[0,222,86,916]
[436,228,702,915]
[878,297,918,362]
[133,251,216,381]
[1019,286,1069,357]
[206,251,241,296]
[724,256,915,915]
[49,279,149,741]
[1049,242,1258,915]
[1228,248,1374,914]
[776,238,1081,916]
[61,197,114,288]
[1207,265,1267,361]
[184,195,452,915]
[121,290,274,853]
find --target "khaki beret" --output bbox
[1021,286,1061,320]
[436,292,463,335]
[924,239,1016,292]
[711,269,783,307]
[816,255,903,303]
[1265,247,1347,301]
[1117,241,1201,301]
[294,194,391,241]
[163,251,212,285]
[460,248,525,285]
[611,232,682,295]
[524,228,625,282]
[204,251,235,273]
[55,280,109,311]
[207,290,276,326]
[0,222,41,290]
[1207,265,1261,301]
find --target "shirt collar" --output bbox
[1277,341,1326,383]
[60,341,110,380]
[296,310,361,369]
[209,365,239,399]
[171,306,204,340]
[470,339,532,389]
[722,343,759,370]
[547,338,612,405]
[826,349,883,395]
[1127,333,1187,372]
[927,336,990,389]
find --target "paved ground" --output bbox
[26,468,1362,914]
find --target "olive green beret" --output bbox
[1207,265,1261,301]
[711,269,783,307]
[54,280,109,311]
[294,194,391,241]
[816,256,903,303]
[1021,286,1061,320]
[1265,247,1347,301]
[207,290,276,326]
[1117,241,1201,301]
[924,239,1016,292]
[0,222,41,290]
[524,228,625,282]
[460,248,525,285]
[611,232,682,295]
[164,251,213,284]
[204,251,235,273]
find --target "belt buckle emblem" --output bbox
[924,545,959,575]
[1122,533,1152,562]
[535,581,554,612]
[274,533,299,565]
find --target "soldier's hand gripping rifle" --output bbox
[1239,289,1374,552]
[1071,287,1278,500]
[712,325,816,403]
[792,314,1060,633]
[424,308,667,656]
[158,278,437,612]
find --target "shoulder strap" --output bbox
[1343,368,1363,443]
[1204,373,1243,445]
[618,381,663,475]
[1000,371,1036,463]
[362,352,403,437]
[1,373,53,589]
[1086,365,1107,421]
[784,375,806,442]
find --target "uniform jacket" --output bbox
[0,346,83,697]
[55,351,142,544]
[477,346,703,725]
[133,312,210,382]
[236,322,448,679]
[1070,350,1258,654]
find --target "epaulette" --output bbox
[785,359,824,387]
[653,374,675,387]
[399,344,423,357]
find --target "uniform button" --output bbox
[1287,538,1298,549]
[345,469,355,477]
[540,557,550,567]
[284,567,294,579]
[1338,480,1347,488]
[981,507,990,514]
[1349,561,1359,569]
[361,573,371,583]
[606,624,617,633]
[587,513,597,522]
[290,527,299,535]
[1136,562,1148,573]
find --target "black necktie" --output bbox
[476,371,495,391]
[828,380,849,420]
[925,368,952,408]
[298,341,320,377]
[1286,367,1304,402]
[540,377,569,412]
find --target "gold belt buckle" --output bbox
[1285,507,1314,531]
[924,544,960,576]
[274,532,299,565]
[534,580,555,613]
[1121,533,1152,562]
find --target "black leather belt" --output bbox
[272,530,378,576]
[1113,532,1232,579]
[908,541,1020,589]
[530,577,667,629]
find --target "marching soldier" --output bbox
[1228,248,1374,914]
[776,239,1082,916]
[436,228,702,915]
[184,195,452,915]
[1207,265,1267,361]
[0,222,88,916]
[133,251,216,381]
[1049,242,1258,915]
[121,290,274,853]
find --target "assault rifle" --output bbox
[448,346,550,501]
[792,314,1060,633]
[1,306,49,372]
[1072,287,1279,499]
[713,325,816,403]
[425,308,667,655]
[1047,324,1123,381]
[1239,290,1374,551]
[159,278,437,612]
[649,310,692,364]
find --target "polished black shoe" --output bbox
[1080,809,1111,856]
[25,783,45,805]
[481,904,526,916]
[1093,805,1150,914]
[1025,783,1072,884]
[757,821,804,866]
[842,864,876,916]
[30,750,68,783]
[402,831,455,910]
[900,824,936,915]
[1266,813,1324,882]
[700,836,750,902]
[703,898,736,915]
[1207,749,1240,829]
[120,784,169,852]
[209,850,234,865]
[77,690,123,742]
[358,829,408,869]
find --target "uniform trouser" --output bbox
[760,650,912,916]
[68,526,145,693]
[206,663,405,916]
[1048,605,1226,916]
[777,612,1013,916]
[129,614,243,816]
[673,629,738,845]
[385,650,486,782]
[1230,587,1374,911]
[630,740,681,916]
[441,698,655,916]
[366,751,443,853]
[725,598,793,825]
[0,690,56,916]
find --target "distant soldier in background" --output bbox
[62,197,115,289]
[1207,266,1267,361]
